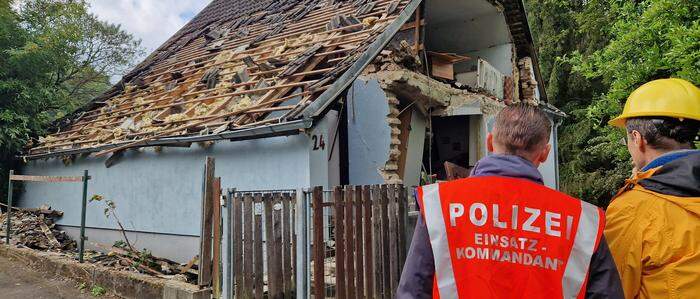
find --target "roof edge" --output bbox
[21,119,313,160]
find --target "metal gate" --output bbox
[221,185,412,299]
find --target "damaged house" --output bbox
[18,0,562,262]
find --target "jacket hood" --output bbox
[638,151,700,216]
[469,154,544,184]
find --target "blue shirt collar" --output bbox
[641,149,700,171]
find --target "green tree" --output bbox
[0,0,143,200]
[526,0,700,206]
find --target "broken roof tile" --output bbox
[28,0,414,156]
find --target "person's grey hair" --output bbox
[625,117,699,150]
[493,103,552,156]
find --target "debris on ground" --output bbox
[0,205,76,251]
[0,206,198,284]
[80,244,198,283]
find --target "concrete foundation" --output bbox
[0,245,209,299]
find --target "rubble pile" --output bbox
[0,206,76,251]
[82,246,198,283]
[0,206,198,284]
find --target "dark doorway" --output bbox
[423,115,471,180]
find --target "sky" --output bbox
[88,0,209,56]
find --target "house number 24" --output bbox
[312,134,326,151]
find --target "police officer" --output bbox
[398,104,623,298]
[605,78,700,298]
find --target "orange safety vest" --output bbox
[416,176,604,299]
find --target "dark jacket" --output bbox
[397,154,624,298]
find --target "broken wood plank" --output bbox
[198,157,215,287]
[39,222,60,248]
[179,255,199,275]
[9,175,83,183]
[212,177,222,298]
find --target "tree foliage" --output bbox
[526,0,700,206]
[0,0,142,200]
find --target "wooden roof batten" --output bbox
[26,0,422,159]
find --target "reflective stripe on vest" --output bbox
[417,176,604,299]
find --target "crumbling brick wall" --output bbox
[379,92,404,184]
[518,57,540,105]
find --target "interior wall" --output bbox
[402,108,427,189]
[456,44,514,76]
[426,0,514,75]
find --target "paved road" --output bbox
[0,255,113,298]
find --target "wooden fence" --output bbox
[229,190,297,299]
[310,184,409,299]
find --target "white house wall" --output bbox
[457,44,514,77]
[347,79,392,185]
[19,134,312,261]
[538,117,559,189]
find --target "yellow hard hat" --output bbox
[609,78,700,127]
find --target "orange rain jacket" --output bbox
[605,151,700,298]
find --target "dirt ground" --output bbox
[0,255,117,299]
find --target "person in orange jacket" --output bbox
[605,78,700,298]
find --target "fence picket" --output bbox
[397,185,408,273]
[253,193,265,299]
[290,192,297,295]
[371,185,383,298]
[334,186,346,299]
[272,194,284,299]
[344,185,356,299]
[226,185,409,299]
[264,194,279,298]
[379,185,391,299]
[362,185,374,299]
[282,193,293,298]
[387,185,399,298]
[312,187,325,298]
[354,186,364,299]
[243,193,254,298]
[233,193,243,297]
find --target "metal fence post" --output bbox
[79,169,89,263]
[226,188,234,299]
[295,188,308,299]
[6,170,13,245]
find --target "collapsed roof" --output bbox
[27,0,420,158]
[26,0,544,159]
